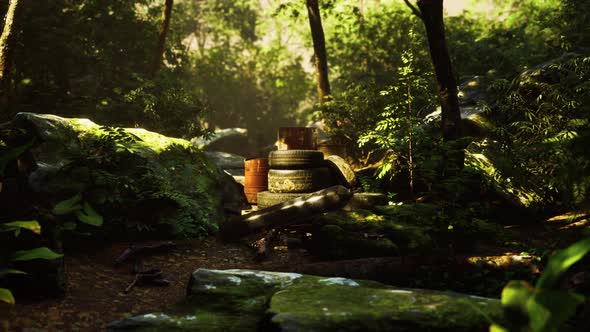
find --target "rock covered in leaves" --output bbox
[5,113,246,238]
[107,268,504,332]
[465,139,545,212]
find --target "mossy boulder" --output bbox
[107,269,504,332]
[4,113,246,238]
[304,204,504,259]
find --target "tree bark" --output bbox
[152,0,174,76]
[306,0,331,103]
[0,0,21,98]
[415,0,462,142]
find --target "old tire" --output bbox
[325,155,357,188]
[257,191,309,209]
[268,167,334,193]
[344,192,388,211]
[269,150,324,169]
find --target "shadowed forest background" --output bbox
[1,0,590,331]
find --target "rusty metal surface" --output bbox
[277,127,318,150]
[244,158,269,203]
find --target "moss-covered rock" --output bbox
[269,277,502,332]
[304,203,505,259]
[107,269,504,332]
[306,208,436,259]
[7,113,246,238]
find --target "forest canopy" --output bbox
[1,0,586,140]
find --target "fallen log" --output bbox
[219,185,352,241]
[114,241,177,265]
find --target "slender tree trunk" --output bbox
[0,0,21,98]
[415,0,462,142]
[306,0,331,103]
[407,85,415,198]
[152,0,174,76]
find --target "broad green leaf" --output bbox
[53,194,82,215]
[489,324,509,332]
[0,139,34,176]
[527,289,584,332]
[536,237,590,289]
[11,247,63,261]
[0,268,26,278]
[75,202,103,227]
[501,280,534,311]
[0,288,15,304]
[0,220,41,235]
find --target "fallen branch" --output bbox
[124,268,171,294]
[252,229,279,261]
[219,185,352,241]
[114,241,176,265]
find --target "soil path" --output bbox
[0,238,312,332]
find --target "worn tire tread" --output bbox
[269,150,324,169]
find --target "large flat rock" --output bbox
[107,269,504,332]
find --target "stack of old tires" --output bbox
[257,150,336,209]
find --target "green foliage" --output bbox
[0,288,15,304]
[357,42,436,193]
[0,220,41,236]
[446,0,563,80]
[0,269,26,278]
[11,247,63,262]
[315,0,569,166]
[53,194,103,228]
[75,202,104,227]
[1,0,310,143]
[317,4,434,161]
[0,221,63,304]
[53,194,84,215]
[52,124,224,238]
[190,0,311,142]
[493,237,590,332]
[559,0,590,51]
[536,237,590,289]
[489,55,590,207]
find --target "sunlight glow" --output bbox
[444,0,495,17]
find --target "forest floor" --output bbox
[0,210,588,332]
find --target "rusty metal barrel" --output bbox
[244,158,269,204]
[277,127,318,150]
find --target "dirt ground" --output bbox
[0,238,312,332]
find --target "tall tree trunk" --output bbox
[152,0,174,76]
[415,0,462,142]
[0,0,21,98]
[306,0,331,104]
